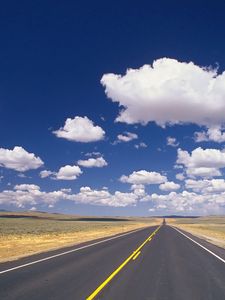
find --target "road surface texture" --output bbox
[0,225,225,300]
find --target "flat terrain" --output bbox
[0,225,225,300]
[0,212,159,262]
[167,216,225,249]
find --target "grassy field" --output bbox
[0,212,160,262]
[167,216,225,249]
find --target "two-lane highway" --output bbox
[0,226,158,300]
[99,226,225,300]
[0,225,225,300]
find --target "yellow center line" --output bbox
[132,251,141,260]
[86,225,161,300]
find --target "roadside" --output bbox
[167,216,225,250]
[0,212,160,262]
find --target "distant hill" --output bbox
[153,215,200,219]
[157,215,200,219]
[0,211,131,222]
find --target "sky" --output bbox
[1,0,225,216]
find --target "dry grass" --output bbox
[0,213,160,262]
[167,216,225,249]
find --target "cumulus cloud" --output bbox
[195,126,225,143]
[186,167,221,178]
[101,58,225,129]
[130,184,146,197]
[0,185,68,208]
[0,146,44,172]
[177,147,225,178]
[176,173,185,181]
[0,184,141,208]
[77,157,108,168]
[159,181,180,191]
[167,137,179,147]
[14,184,40,191]
[144,150,225,213]
[134,142,147,149]
[40,165,83,180]
[18,173,27,178]
[120,170,167,185]
[117,132,138,142]
[53,116,105,142]
[39,170,54,178]
[146,190,225,214]
[30,206,37,211]
[54,165,82,180]
[72,186,138,207]
[185,178,225,193]
[85,152,101,157]
[1,179,225,212]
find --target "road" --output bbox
[0,225,225,300]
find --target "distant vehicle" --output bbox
[162,218,166,225]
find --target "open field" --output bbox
[167,216,225,249]
[0,212,160,263]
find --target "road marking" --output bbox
[172,226,225,264]
[86,225,161,300]
[132,251,141,260]
[0,226,153,275]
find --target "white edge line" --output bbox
[0,226,152,275]
[171,226,225,264]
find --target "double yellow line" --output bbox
[86,225,161,300]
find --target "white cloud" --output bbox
[205,179,225,193]
[101,58,225,129]
[60,188,72,193]
[195,126,225,143]
[71,186,138,207]
[54,165,82,180]
[120,170,167,185]
[53,116,105,142]
[176,173,185,181]
[147,191,202,212]
[145,176,225,214]
[41,165,84,180]
[134,142,147,149]
[14,184,40,192]
[0,184,140,208]
[147,190,225,214]
[167,137,179,147]
[177,147,225,178]
[40,170,54,178]
[30,206,37,211]
[185,178,225,193]
[194,131,208,142]
[0,185,67,208]
[159,181,180,191]
[185,179,210,193]
[149,208,155,212]
[0,146,44,172]
[117,132,138,142]
[85,152,101,157]
[1,179,225,212]
[77,157,108,168]
[157,204,167,209]
[18,173,27,178]
[186,167,221,178]
[130,184,146,197]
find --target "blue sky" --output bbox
[1,0,225,216]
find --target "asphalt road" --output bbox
[0,225,225,300]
